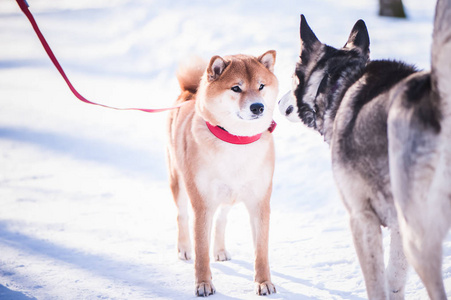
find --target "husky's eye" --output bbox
[259,84,265,91]
[231,86,242,93]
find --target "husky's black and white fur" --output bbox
[279,0,451,298]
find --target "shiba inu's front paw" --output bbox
[255,281,276,296]
[195,281,216,297]
[214,249,231,261]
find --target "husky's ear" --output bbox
[300,15,320,53]
[344,20,370,55]
[207,56,227,82]
[258,50,276,73]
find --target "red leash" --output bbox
[15,0,187,113]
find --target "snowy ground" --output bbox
[0,0,450,299]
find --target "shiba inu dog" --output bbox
[167,51,278,296]
[278,0,451,298]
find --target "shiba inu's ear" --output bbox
[258,50,276,73]
[344,20,370,55]
[207,56,227,82]
[300,15,320,53]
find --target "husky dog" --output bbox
[167,51,278,296]
[278,0,451,298]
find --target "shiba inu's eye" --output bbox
[259,84,265,91]
[231,86,242,93]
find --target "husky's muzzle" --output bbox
[278,91,300,122]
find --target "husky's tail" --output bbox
[431,0,451,114]
[176,57,207,95]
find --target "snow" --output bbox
[0,0,449,299]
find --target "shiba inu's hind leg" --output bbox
[213,204,232,261]
[168,164,192,261]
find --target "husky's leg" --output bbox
[349,207,388,299]
[245,191,276,296]
[192,201,216,297]
[213,204,232,261]
[388,74,449,300]
[390,131,449,299]
[393,165,448,300]
[399,215,447,300]
[386,227,408,300]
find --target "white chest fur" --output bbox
[191,120,274,207]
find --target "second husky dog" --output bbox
[167,51,278,296]
[279,1,451,298]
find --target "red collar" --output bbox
[206,120,276,145]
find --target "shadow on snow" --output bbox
[0,126,166,180]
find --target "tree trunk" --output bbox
[379,0,407,18]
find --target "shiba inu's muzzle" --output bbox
[250,102,265,116]
[238,101,268,121]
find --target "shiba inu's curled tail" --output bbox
[431,0,451,114]
[176,56,207,95]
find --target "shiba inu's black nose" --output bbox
[250,103,265,115]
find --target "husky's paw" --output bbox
[178,248,192,261]
[195,281,216,297]
[214,250,231,261]
[255,281,276,296]
[389,289,405,300]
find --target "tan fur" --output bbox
[167,51,278,296]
